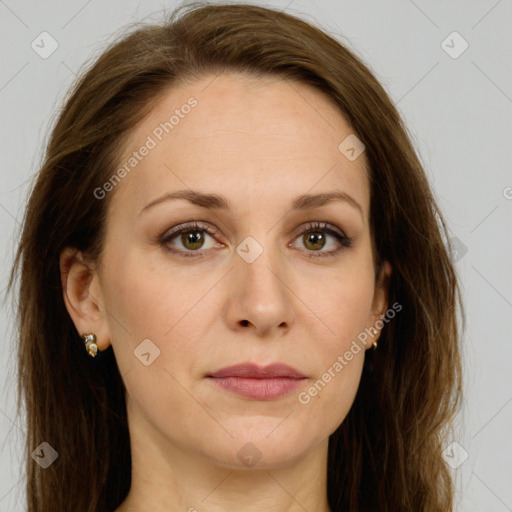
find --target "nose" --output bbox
[223,239,295,337]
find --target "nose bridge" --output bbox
[236,230,284,295]
[228,228,294,331]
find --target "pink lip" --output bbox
[207,363,307,400]
[207,363,306,379]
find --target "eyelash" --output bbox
[158,221,354,259]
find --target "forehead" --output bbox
[107,72,370,218]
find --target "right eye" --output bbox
[159,221,221,258]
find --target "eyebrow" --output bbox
[139,189,364,219]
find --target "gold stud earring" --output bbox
[82,333,98,357]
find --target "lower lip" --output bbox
[207,376,306,400]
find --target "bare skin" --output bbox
[60,72,391,512]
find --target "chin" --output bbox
[197,423,321,470]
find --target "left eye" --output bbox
[159,221,353,259]
[291,223,351,255]
[289,222,354,258]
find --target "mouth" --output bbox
[206,362,308,400]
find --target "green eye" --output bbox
[159,221,353,259]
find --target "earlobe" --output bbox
[59,247,111,352]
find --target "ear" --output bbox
[59,247,111,352]
[369,260,392,343]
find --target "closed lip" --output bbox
[207,363,307,379]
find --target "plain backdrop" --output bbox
[1,0,511,510]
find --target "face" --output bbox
[62,72,391,471]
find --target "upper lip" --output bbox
[207,363,306,379]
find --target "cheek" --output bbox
[294,274,373,431]
[100,255,204,431]
[294,264,374,418]
[303,262,376,346]
[100,247,217,379]
[297,350,365,442]
[101,243,182,335]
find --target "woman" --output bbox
[8,2,463,511]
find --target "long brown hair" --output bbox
[7,2,463,510]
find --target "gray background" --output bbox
[1,0,511,510]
